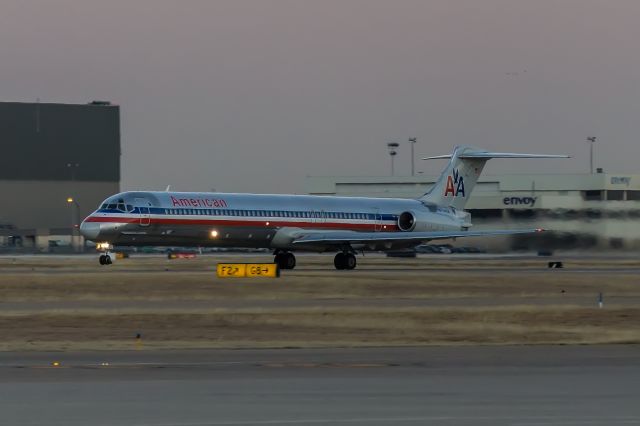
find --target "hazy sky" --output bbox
[2,0,639,193]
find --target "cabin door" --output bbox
[374,209,383,232]
[136,198,151,227]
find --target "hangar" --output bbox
[0,101,120,252]
[305,172,640,250]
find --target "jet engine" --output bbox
[397,208,466,232]
[398,211,418,231]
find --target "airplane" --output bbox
[79,145,567,269]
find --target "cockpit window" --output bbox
[100,196,135,212]
[115,199,127,212]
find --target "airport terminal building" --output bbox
[0,101,120,251]
[306,172,640,251]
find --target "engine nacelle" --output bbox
[398,209,461,232]
[398,211,417,231]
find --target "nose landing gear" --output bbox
[97,242,114,266]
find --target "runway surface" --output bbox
[1,345,639,425]
[2,294,639,312]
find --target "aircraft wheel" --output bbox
[275,252,296,270]
[334,253,346,270]
[283,253,296,269]
[99,255,106,265]
[104,254,112,265]
[344,253,357,270]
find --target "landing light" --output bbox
[97,242,111,250]
[210,230,219,238]
[66,197,74,203]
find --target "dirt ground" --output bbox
[0,254,639,350]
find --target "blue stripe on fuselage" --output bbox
[97,208,398,221]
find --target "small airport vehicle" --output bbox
[80,145,566,269]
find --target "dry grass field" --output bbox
[0,254,639,350]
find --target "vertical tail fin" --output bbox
[420,146,568,210]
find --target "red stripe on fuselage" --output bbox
[85,216,400,231]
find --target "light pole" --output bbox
[586,137,596,174]
[387,142,399,176]
[67,162,80,182]
[67,197,81,252]
[408,137,417,176]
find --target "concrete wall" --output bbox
[0,180,119,229]
[0,102,120,182]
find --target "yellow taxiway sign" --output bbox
[217,263,280,278]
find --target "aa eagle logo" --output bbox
[444,168,465,197]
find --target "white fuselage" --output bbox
[80,191,466,251]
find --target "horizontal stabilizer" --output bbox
[423,151,569,160]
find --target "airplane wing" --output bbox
[291,228,543,246]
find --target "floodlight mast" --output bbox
[586,136,596,174]
[408,138,417,176]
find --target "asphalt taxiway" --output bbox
[1,346,639,426]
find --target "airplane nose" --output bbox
[79,221,101,240]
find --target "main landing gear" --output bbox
[273,250,357,270]
[274,251,296,270]
[334,252,357,270]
